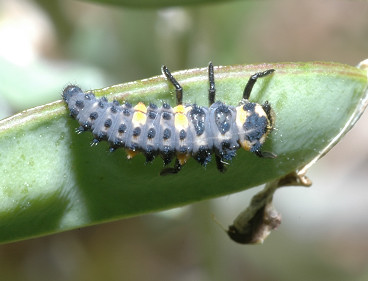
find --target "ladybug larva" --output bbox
[62,62,276,175]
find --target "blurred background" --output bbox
[0,0,368,280]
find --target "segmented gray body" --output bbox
[62,85,270,166]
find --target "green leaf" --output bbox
[0,62,367,244]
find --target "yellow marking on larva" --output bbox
[236,105,254,151]
[134,102,147,113]
[174,105,189,129]
[126,149,140,159]
[239,140,251,151]
[235,105,248,128]
[177,153,190,165]
[132,102,147,126]
[254,104,267,117]
[174,104,185,114]
[259,134,268,145]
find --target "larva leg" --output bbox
[209,62,227,173]
[159,159,182,176]
[243,69,275,100]
[215,155,227,173]
[161,65,183,105]
[208,61,216,105]
[254,150,277,159]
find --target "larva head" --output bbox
[236,100,274,153]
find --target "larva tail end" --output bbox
[62,85,83,102]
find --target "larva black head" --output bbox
[62,85,83,102]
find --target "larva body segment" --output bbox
[209,101,239,162]
[188,105,213,166]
